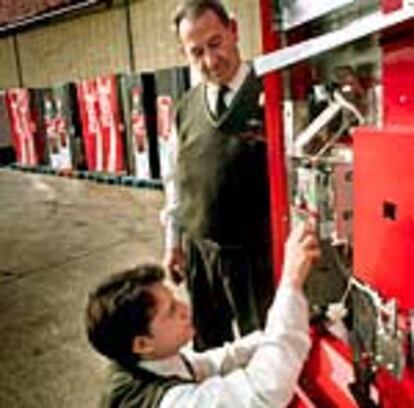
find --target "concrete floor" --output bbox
[0,168,165,408]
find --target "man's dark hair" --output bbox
[85,264,164,367]
[173,0,231,36]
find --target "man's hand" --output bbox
[281,219,320,291]
[163,247,186,284]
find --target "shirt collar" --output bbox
[207,62,250,95]
[139,353,193,380]
[205,62,250,112]
[226,62,250,94]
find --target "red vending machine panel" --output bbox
[119,73,157,179]
[36,83,83,171]
[154,66,190,178]
[5,88,38,166]
[77,75,125,173]
[354,127,414,310]
[0,90,15,164]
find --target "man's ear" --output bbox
[132,335,154,356]
[178,44,186,58]
[229,17,239,41]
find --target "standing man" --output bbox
[162,0,274,350]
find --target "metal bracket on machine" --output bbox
[351,277,405,380]
[293,89,364,158]
[279,0,355,31]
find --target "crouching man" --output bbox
[85,220,319,407]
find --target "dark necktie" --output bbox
[215,85,229,118]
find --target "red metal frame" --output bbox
[258,2,354,404]
[259,0,289,285]
[300,328,359,407]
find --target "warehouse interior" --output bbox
[1,0,414,407]
[0,1,261,407]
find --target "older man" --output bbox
[162,0,274,351]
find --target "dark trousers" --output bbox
[185,238,274,351]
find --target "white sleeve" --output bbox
[160,285,311,408]
[159,125,181,250]
[182,331,263,381]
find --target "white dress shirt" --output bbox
[205,62,250,117]
[160,62,251,250]
[140,283,311,408]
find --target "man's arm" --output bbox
[160,126,186,283]
[182,330,264,381]
[160,221,320,408]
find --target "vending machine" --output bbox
[34,83,84,171]
[76,74,126,174]
[0,90,15,165]
[257,0,414,406]
[154,66,190,178]
[119,72,158,180]
[5,88,40,166]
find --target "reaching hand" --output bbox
[281,219,320,290]
[163,247,186,284]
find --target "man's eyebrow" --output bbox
[209,33,222,42]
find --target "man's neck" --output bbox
[207,62,249,91]
[223,59,242,86]
[139,351,193,380]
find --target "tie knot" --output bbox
[216,85,229,117]
[218,84,229,97]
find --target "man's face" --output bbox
[178,10,240,85]
[138,282,194,359]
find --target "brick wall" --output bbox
[17,6,129,87]
[0,37,19,87]
[0,0,262,88]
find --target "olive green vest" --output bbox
[100,362,190,408]
[176,69,270,246]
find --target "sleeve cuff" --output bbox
[165,219,182,250]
